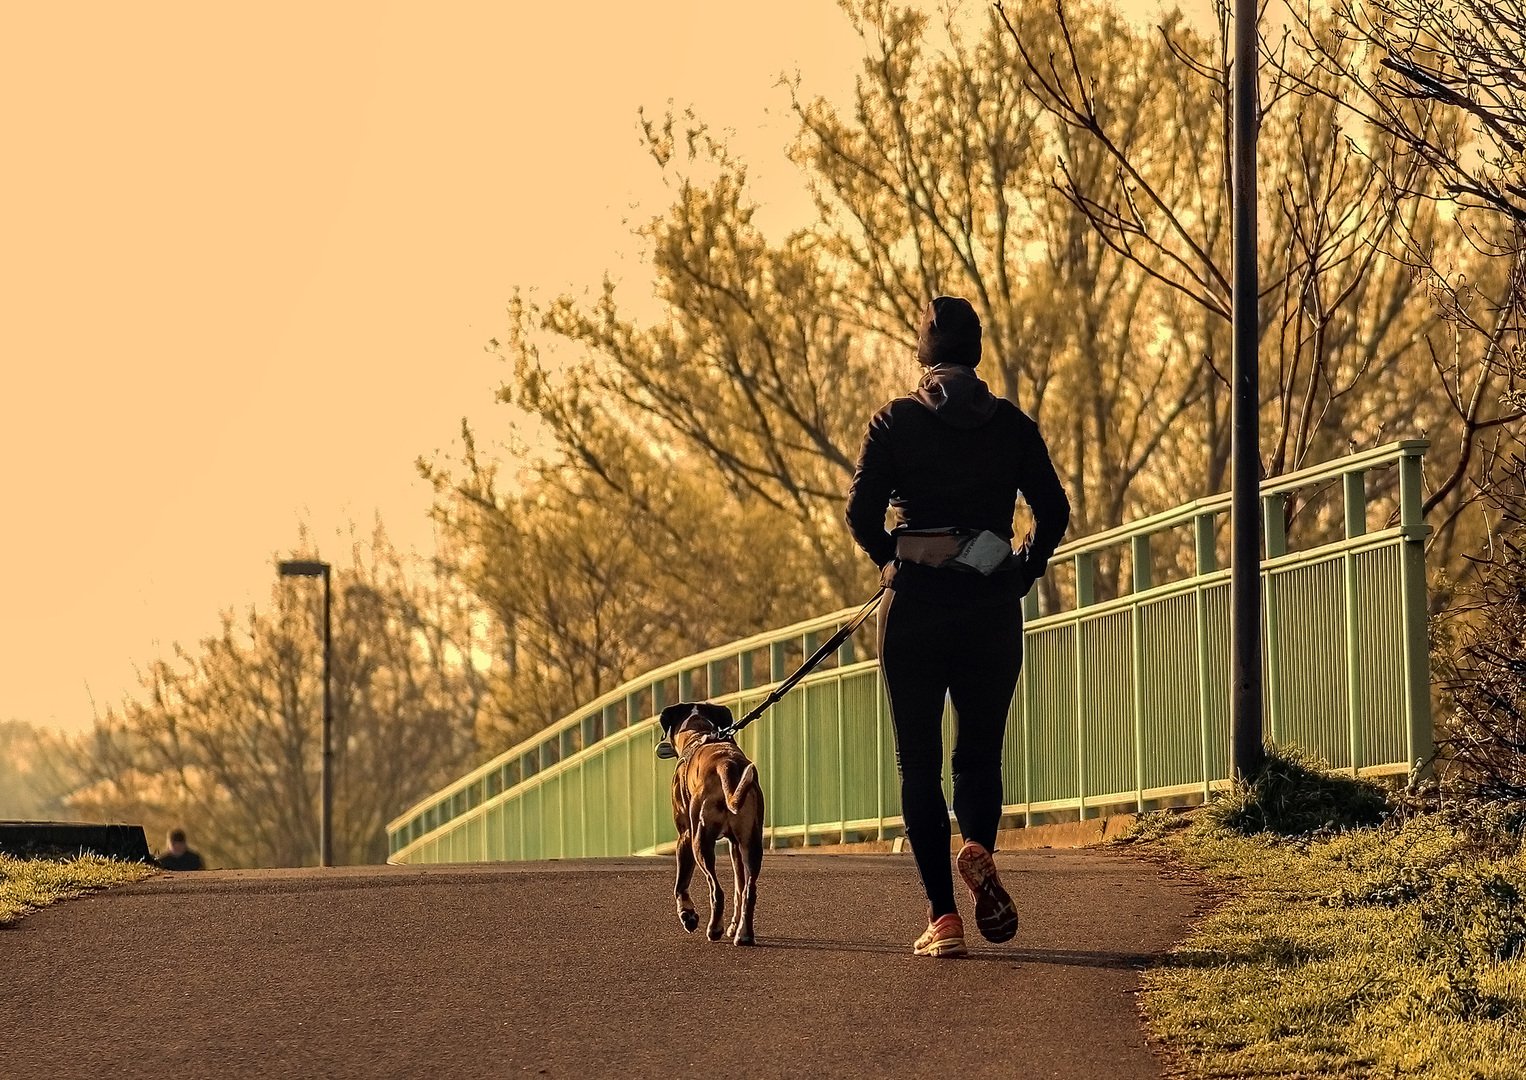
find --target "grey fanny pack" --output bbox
[894,527,1014,576]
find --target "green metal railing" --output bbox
[387,441,1432,864]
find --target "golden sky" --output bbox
[3,0,1209,731]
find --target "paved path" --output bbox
[3,849,1199,1079]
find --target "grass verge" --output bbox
[1123,778,1526,1077]
[0,855,155,926]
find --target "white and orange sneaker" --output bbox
[912,912,968,958]
[957,842,1019,943]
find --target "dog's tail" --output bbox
[721,761,757,815]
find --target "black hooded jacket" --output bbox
[845,365,1071,605]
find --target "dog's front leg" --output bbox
[694,829,726,941]
[674,830,699,933]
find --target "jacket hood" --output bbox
[917,295,983,368]
[912,364,1000,430]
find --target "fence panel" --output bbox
[1026,624,1079,806]
[805,681,842,836]
[1138,591,1210,793]
[841,669,883,826]
[1269,558,1351,769]
[1354,545,1411,771]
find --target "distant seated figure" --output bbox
[157,828,205,871]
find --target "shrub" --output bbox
[1437,452,1526,800]
[1206,746,1390,836]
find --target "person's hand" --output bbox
[879,559,899,589]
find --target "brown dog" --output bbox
[659,702,764,946]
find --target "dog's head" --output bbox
[656,701,735,760]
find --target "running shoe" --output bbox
[956,841,1019,943]
[912,912,968,958]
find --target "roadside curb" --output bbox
[784,813,1141,855]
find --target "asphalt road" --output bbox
[2,849,1200,1080]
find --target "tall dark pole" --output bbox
[320,564,333,868]
[278,559,336,867]
[1231,0,1267,777]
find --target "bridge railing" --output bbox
[388,441,1431,863]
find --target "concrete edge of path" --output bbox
[799,810,1148,854]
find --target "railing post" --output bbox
[1262,493,1287,746]
[802,632,817,846]
[707,659,726,700]
[626,722,636,855]
[875,676,886,841]
[1398,449,1434,776]
[1022,655,1035,829]
[649,682,663,854]
[579,760,588,858]
[1262,495,1287,558]
[1342,469,1367,776]
[1130,607,1147,814]
[679,668,694,702]
[1074,551,1095,820]
[1131,534,1153,593]
[1194,514,1216,802]
[837,675,847,842]
[839,624,856,666]
[1129,538,1150,812]
[770,643,785,849]
[653,733,662,857]
[1075,552,1096,607]
[1343,471,1367,538]
[1195,513,1218,574]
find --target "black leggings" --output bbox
[878,589,1024,918]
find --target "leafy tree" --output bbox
[0,720,75,820]
[427,0,1526,772]
[64,528,487,867]
[996,0,1477,562]
[427,421,836,755]
[1286,0,1526,552]
[793,0,1222,553]
[485,0,1465,612]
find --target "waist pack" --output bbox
[894,527,1014,576]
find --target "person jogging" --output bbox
[846,295,1070,958]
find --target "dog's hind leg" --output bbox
[694,825,726,942]
[733,831,762,946]
[725,839,745,940]
[674,829,699,934]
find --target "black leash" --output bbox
[720,585,886,739]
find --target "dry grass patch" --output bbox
[1123,765,1526,1078]
[0,855,155,926]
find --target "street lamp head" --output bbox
[278,559,330,578]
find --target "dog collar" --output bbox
[675,731,735,766]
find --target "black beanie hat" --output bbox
[916,295,982,368]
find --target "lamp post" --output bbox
[1230,0,1267,778]
[278,559,334,867]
